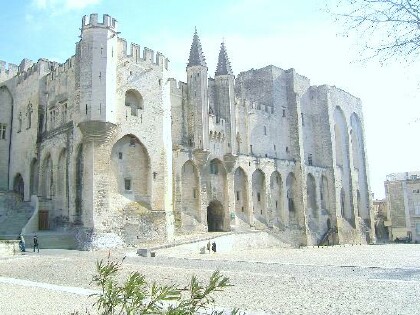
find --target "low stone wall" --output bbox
[0,240,19,256]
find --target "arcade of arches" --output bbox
[177,158,332,233]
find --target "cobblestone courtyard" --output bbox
[1,244,420,314]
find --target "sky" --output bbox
[0,0,419,199]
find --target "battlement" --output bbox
[118,38,169,70]
[82,13,118,32]
[0,60,18,80]
[46,56,76,82]
[168,78,187,96]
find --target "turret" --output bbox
[214,42,236,154]
[186,29,209,150]
[78,14,118,124]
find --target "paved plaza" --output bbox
[1,244,420,314]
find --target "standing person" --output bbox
[18,234,26,252]
[211,241,216,253]
[207,241,211,254]
[33,234,39,253]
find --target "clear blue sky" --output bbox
[1,0,419,199]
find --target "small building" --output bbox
[385,172,420,242]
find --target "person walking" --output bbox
[33,234,39,253]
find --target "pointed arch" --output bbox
[270,171,283,225]
[57,148,68,212]
[286,172,299,224]
[252,169,266,220]
[111,135,151,203]
[30,158,39,196]
[306,173,317,217]
[351,113,369,219]
[125,89,144,116]
[320,175,330,212]
[181,160,200,224]
[234,167,249,223]
[41,153,53,199]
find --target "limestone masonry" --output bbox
[0,14,373,248]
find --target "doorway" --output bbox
[207,200,224,232]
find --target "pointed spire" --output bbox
[187,28,207,67]
[215,41,233,76]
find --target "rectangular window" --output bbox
[0,124,6,139]
[193,188,197,199]
[282,109,286,117]
[257,192,261,202]
[236,191,240,201]
[124,178,131,191]
[118,152,123,159]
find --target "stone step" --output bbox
[22,232,77,250]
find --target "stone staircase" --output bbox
[0,192,33,240]
[24,231,78,250]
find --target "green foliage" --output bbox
[80,257,242,315]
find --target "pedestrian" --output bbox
[207,241,211,254]
[211,241,216,253]
[18,234,26,252]
[33,234,39,253]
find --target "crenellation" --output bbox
[82,13,118,32]
[143,47,154,63]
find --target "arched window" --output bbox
[125,89,144,116]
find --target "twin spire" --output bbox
[187,29,233,76]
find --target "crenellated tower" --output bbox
[214,42,236,154]
[77,14,118,127]
[186,29,209,150]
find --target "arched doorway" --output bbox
[207,200,224,232]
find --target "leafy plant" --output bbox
[79,256,242,315]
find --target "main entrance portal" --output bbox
[207,200,224,232]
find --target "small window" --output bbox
[210,160,218,175]
[257,192,261,202]
[129,138,136,147]
[118,152,123,159]
[286,146,289,153]
[124,178,132,191]
[275,201,278,209]
[236,191,240,201]
[274,145,276,151]
[301,113,305,126]
[282,109,286,117]
[193,188,197,199]
[308,154,313,166]
[264,126,267,135]
[0,124,6,140]
[250,145,253,153]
